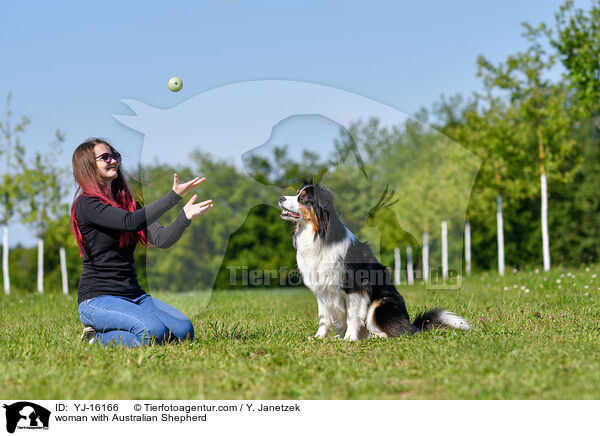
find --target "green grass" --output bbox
[1,267,599,399]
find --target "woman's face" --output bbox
[94,143,119,183]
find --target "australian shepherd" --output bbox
[279,181,471,341]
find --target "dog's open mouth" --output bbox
[280,207,301,221]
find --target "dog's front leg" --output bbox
[343,293,369,341]
[314,297,333,339]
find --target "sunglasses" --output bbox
[95,152,121,164]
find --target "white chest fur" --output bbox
[295,225,352,293]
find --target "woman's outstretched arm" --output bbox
[146,209,191,248]
[77,174,207,232]
[77,190,183,232]
[145,194,213,248]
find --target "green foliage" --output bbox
[0,93,30,225]
[214,204,297,289]
[243,145,329,188]
[551,0,600,124]
[17,130,70,237]
[548,119,600,265]
[6,244,36,292]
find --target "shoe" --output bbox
[80,326,99,344]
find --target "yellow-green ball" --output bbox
[168,77,183,92]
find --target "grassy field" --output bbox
[1,267,599,400]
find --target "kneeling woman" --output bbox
[71,138,213,347]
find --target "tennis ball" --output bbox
[168,77,183,92]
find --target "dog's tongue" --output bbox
[282,210,300,218]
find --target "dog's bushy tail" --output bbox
[412,308,471,332]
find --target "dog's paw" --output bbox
[343,333,360,341]
[315,328,329,339]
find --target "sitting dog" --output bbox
[279,181,471,341]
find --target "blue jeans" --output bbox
[78,294,194,347]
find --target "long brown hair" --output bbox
[70,138,148,257]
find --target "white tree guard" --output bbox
[3,225,9,295]
[441,220,448,281]
[394,247,401,285]
[422,232,429,283]
[497,194,505,277]
[541,173,551,272]
[406,246,414,285]
[37,238,44,293]
[60,246,68,295]
[465,220,472,276]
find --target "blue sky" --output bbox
[0,0,590,247]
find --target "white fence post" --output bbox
[406,246,414,285]
[465,220,471,276]
[59,246,68,295]
[394,247,401,285]
[497,194,505,277]
[37,238,44,293]
[3,224,9,295]
[541,173,551,272]
[441,221,448,281]
[422,232,429,283]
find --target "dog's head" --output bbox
[278,180,334,237]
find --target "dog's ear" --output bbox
[313,185,333,238]
[301,178,314,188]
[315,202,329,238]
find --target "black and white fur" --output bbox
[279,181,471,341]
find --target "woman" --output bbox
[71,138,213,347]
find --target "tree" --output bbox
[550,0,600,129]
[475,21,578,273]
[17,130,69,293]
[0,94,29,294]
[543,0,600,265]
[242,145,329,189]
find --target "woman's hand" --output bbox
[183,195,213,220]
[172,173,206,197]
